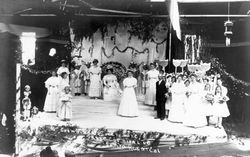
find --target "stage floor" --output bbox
[35,95,227,143]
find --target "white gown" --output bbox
[103,74,120,101]
[144,69,159,106]
[43,76,59,112]
[168,82,185,123]
[183,82,207,127]
[118,77,139,117]
[88,66,102,97]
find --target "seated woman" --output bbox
[102,68,120,101]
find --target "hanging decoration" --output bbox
[224,3,233,47]
[21,64,53,75]
[49,48,56,57]
[101,46,149,59]
[184,35,201,63]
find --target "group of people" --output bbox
[42,59,230,129]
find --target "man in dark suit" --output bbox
[155,71,168,120]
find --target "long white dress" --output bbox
[201,89,213,116]
[57,93,72,120]
[103,74,120,101]
[118,77,139,117]
[168,82,185,123]
[43,76,59,112]
[88,66,102,97]
[144,69,159,106]
[183,82,207,127]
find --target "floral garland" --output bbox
[101,61,127,82]
[21,64,53,75]
[200,53,250,97]
[18,123,208,155]
[101,46,149,59]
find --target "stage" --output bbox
[35,95,227,143]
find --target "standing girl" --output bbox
[58,86,72,121]
[88,59,102,99]
[118,71,139,117]
[144,63,159,107]
[212,85,230,128]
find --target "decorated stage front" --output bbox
[17,96,228,157]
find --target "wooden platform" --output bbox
[37,95,228,143]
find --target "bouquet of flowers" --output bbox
[205,93,214,103]
[185,91,191,97]
[219,96,229,104]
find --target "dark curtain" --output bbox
[211,46,250,122]
[21,40,70,111]
[0,32,16,154]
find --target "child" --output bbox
[57,86,72,121]
[22,85,32,121]
[212,85,230,129]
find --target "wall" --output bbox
[71,22,168,67]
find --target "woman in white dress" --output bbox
[183,74,207,128]
[168,75,185,123]
[88,59,102,99]
[43,71,59,113]
[58,72,69,93]
[57,60,70,82]
[144,63,159,107]
[201,80,213,126]
[118,71,139,117]
[212,85,230,129]
[103,68,120,101]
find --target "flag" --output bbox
[169,0,181,40]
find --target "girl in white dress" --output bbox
[58,86,72,121]
[103,68,120,101]
[201,81,213,126]
[183,74,207,128]
[212,85,230,129]
[144,63,159,107]
[88,59,102,99]
[168,75,185,123]
[44,71,59,112]
[118,71,139,117]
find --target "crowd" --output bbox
[40,59,230,129]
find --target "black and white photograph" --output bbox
[0,0,250,156]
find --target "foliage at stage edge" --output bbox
[18,123,208,154]
[199,52,249,98]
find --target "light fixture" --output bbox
[224,2,233,47]
[49,48,56,56]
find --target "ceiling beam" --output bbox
[178,0,250,3]
[0,14,249,18]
